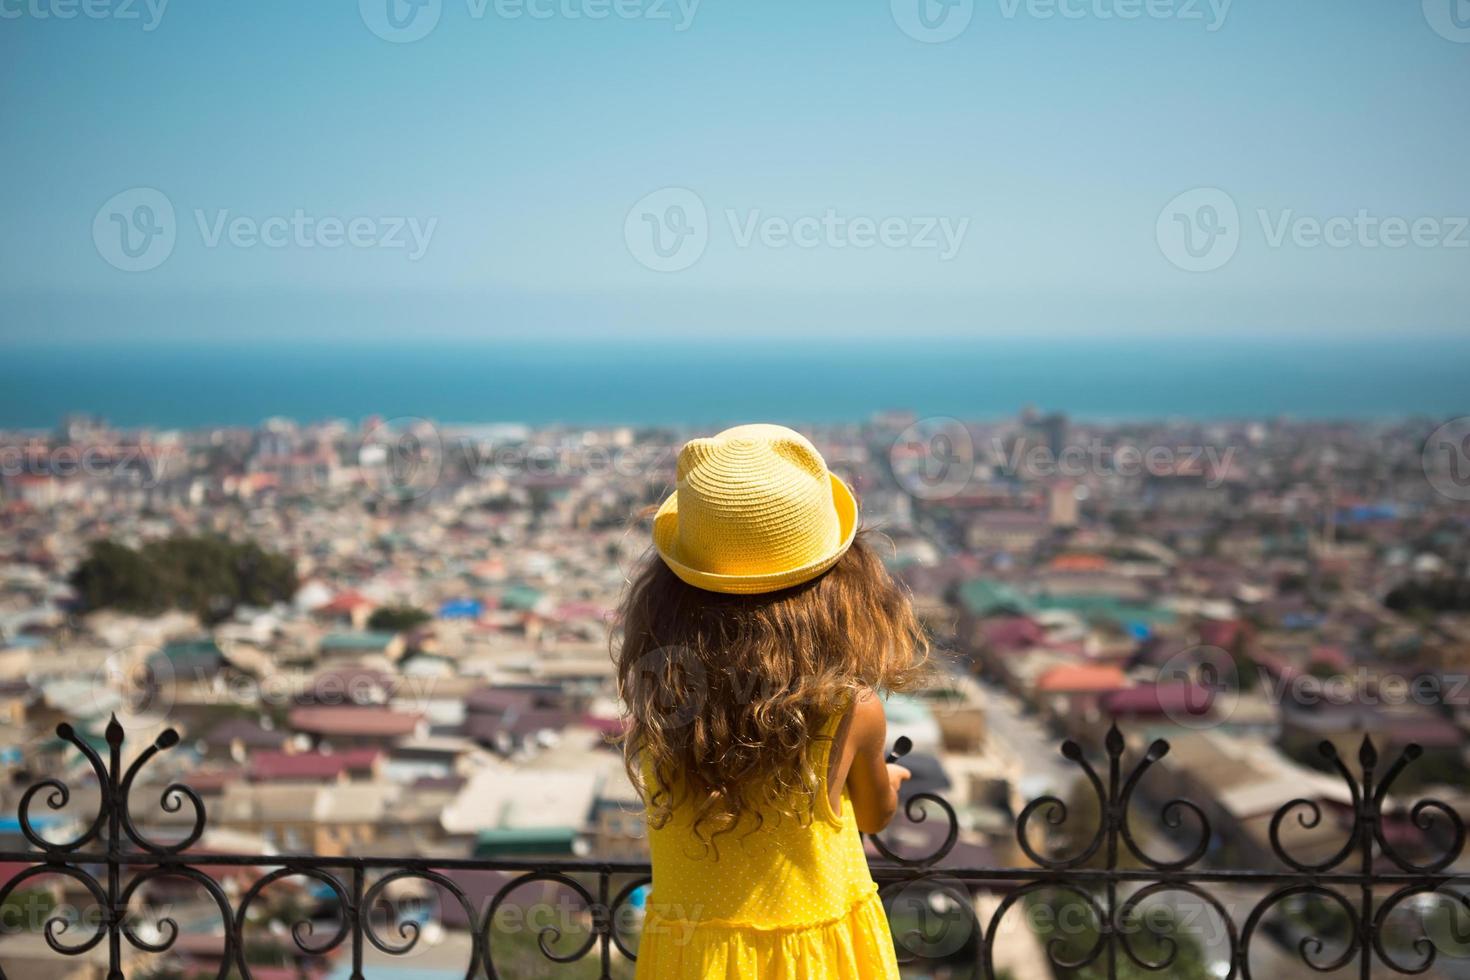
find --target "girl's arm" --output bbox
[840,689,911,834]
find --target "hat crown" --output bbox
[673,425,841,577]
[678,424,825,480]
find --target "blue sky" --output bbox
[2,0,1468,343]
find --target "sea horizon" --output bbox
[4,336,1468,430]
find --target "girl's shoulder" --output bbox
[816,687,881,765]
[845,687,885,745]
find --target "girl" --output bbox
[616,423,928,979]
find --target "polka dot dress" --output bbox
[636,709,900,979]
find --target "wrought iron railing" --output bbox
[1,718,1466,978]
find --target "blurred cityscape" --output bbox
[2,409,1469,977]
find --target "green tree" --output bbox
[0,888,56,938]
[70,539,163,614]
[367,605,432,632]
[1386,578,1470,614]
[70,536,296,624]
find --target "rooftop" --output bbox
[288,705,423,738]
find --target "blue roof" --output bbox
[438,598,483,619]
[956,579,1031,618]
[149,638,225,673]
[1338,504,1401,523]
[0,814,63,832]
[958,579,1175,628]
[320,631,398,651]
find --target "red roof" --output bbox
[1036,664,1128,694]
[249,748,381,781]
[0,863,47,889]
[318,590,374,615]
[1102,682,1213,718]
[288,706,422,737]
[1048,554,1110,573]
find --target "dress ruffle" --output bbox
[635,888,899,979]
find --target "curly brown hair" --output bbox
[614,530,928,849]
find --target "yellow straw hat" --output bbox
[653,423,858,595]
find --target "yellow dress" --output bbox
[635,709,900,979]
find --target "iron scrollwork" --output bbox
[0,718,1466,978]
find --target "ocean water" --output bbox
[2,337,1467,429]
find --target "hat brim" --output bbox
[652,473,859,595]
